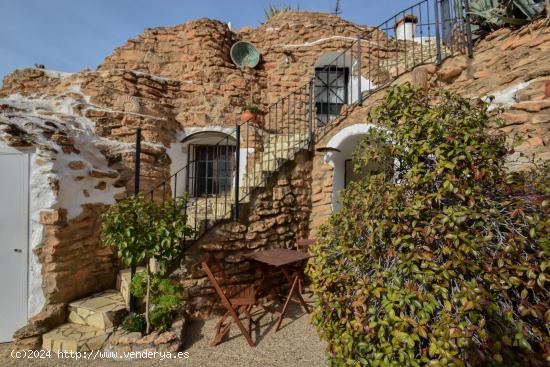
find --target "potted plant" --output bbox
[240,105,261,123]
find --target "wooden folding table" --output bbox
[243,248,311,331]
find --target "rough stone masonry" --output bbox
[0,11,548,342]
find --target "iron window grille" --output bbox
[186,144,235,197]
[314,67,349,127]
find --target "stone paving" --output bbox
[1,303,327,367]
[68,290,127,330]
[40,289,128,353]
[41,323,110,354]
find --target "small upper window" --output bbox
[314,67,349,127]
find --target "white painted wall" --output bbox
[323,124,380,212]
[396,22,417,41]
[27,152,52,318]
[166,136,188,198]
[165,127,246,199]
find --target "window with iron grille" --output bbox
[187,145,235,197]
[315,67,349,126]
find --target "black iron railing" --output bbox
[143,130,238,239]
[135,0,473,241]
[238,82,314,203]
[310,0,472,136]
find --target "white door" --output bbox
[0,153,29,342]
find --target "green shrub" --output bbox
[130,272,183,332]
[101,194,192,333]
[264,5,291,21]
[121,313,146,334]
[150,307,175,333]
[241,105,261,113]
[308,84,549,366]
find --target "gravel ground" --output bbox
[0,303,327,367]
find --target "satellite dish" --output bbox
[230,41,260,69]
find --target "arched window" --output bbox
[180,131,236,198]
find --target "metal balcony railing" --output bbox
[134,0,474,240]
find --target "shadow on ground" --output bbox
[0,302,326,367]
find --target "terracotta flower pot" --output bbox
[240,110,257,123]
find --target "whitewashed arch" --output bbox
[323,123,381,212]
[166,127,240,198]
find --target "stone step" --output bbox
[117,268,146,309]
[247,151,299,179]
[251,162,279,175]
[185,199,232,228]
[242,174,268,189]
[42,323,111,353]
[68,290,127,330]
[265,133,307,144]
[263,141,307,157]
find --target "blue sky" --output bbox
[0,0,415,79]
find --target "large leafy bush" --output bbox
[309,84,549,366]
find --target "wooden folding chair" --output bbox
[201,256,259,347]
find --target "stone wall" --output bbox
[0,11,395,197]
[1,68,181,195]
[0,12,374,328]
[37,206,116,304]
[99,12,385,121]
[173,151,312,316]
[0,9,549,340]
[309,19,550,236]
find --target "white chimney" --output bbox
[395,15,418,41]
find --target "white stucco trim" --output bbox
[166,127,246,198]
[483,79,537,111]
[277,34,369,49]
[166,132,188,198]
[180,126,237,141]
[324,123,380,165]
[27,151,52,317]
[323,123,381,212]
[314,51,376,104]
